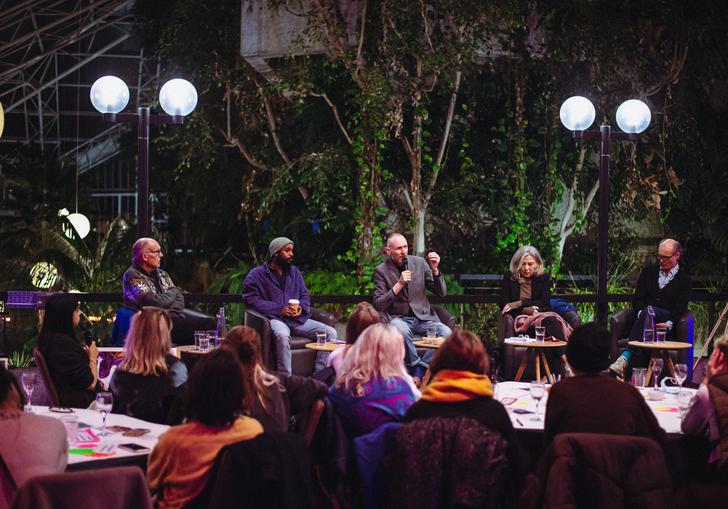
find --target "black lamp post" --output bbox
[90,76,197,237]
[560,96,651,326]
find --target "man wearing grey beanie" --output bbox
[243,237,337,374]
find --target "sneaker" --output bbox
[608,356,629,379]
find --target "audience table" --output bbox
[33,406,169,471]
[493,381,693,435]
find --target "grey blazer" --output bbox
[373,255,447,322]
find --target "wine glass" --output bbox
[21,372,36,412]
[529,381,545,422]
[674,363,688,390]
[95,392,113,436]
[649,358,664,390]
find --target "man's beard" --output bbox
[275,256,292,269]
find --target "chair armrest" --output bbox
[244,309,274,368]
[432,305,457,331]
[675,310,694,344]
[609,308,634,361]
[562,310,581,330]
[498,313,515,344]
[310,307,336,327]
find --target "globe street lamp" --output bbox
[560,96,651,325]
[90,76,197,237]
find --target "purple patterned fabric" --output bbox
[328,376,417,439]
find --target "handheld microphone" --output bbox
[402,257,409,285]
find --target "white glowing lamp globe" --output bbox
[90,76,130,114]
[615,99,651,134]
[66,212,91,239]
[559,96,596,131]
[159,79,197,116]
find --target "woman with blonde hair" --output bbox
[221,325,326,433]
[110,307,187,423]
[328,323,420,439]
[500,245,570,341]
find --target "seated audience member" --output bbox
[404,330,525,497]
[221,325,327,433]
[110,307,188,424]
[682,333,728,472]
[328,323,420,439]
[0,365,67,487]
[38,294,100,408]
[545,323,665,446]
[147,349,263,509]
[500,245,571,341]
[123,237,214,345]
[326,302,381,373]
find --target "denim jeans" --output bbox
[390,316,451,371]
[270,318,337,374]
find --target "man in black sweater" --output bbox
[609,238,691,378]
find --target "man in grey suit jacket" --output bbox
[373,233,451,375]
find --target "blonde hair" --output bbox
[334,323,409,395]
[120,307,172,376]
[509,245,545,282]
[714,333,728,356]
[221,325,282,413]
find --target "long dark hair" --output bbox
[186,349,246,427]
[38,294,79,348]
[0,364,26,408]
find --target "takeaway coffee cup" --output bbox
[288,299,300,314]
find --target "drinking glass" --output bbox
[95,392,113,436]
[676,391,693,418]
[674,363,688,389]
[426,326,437,340]
[198,335,211,352]
[316,330,327,346]
[535,326,546,342]
[529,381,545,422]
[60,415,79,446]
[194,331,205,350]
[631,368,647,388]
[21,372,36,412]
[643,329,654,343]
[649,358,664,389]
[656,330,667,343]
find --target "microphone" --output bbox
[402,257,409,285]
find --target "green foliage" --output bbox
[207,260,252,327]
[463,304,501,349]
[8,350,33,369]
[303,270,364,319]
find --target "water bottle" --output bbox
[216,307,227,345]
[643,305,655,343]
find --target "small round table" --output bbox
[627,340,692,386]
[506,339,568,383]
[413,338,445,349]
[304,342,344,352]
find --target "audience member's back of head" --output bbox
[335,323,407,392]
[0,364,25,408]
[186,349,245,427]
[122,307,172,376]
[565,322,611,374]
[429,329,489,377]
[345,302,381,346]
[221,325,262,369]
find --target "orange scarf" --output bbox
[421,369,493,403]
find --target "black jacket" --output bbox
[122,262,184,313]
[499,272,552,318]
[110,355,185,424]
[633,265,691,324]
[40,333,97,408]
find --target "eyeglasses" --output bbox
[657,253,676,261]
[145,249,162,257]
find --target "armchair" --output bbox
[244,307,337,376]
